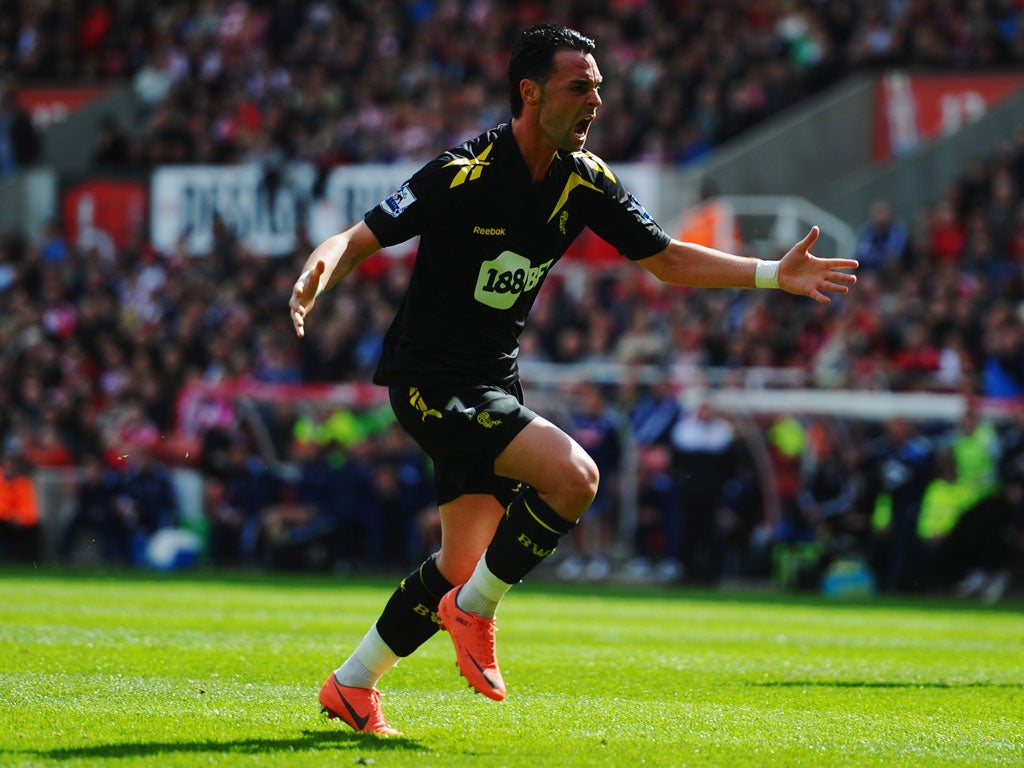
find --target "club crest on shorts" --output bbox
[382,183,417,217]
[476,412,503,429]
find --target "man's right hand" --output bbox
[289,260,325,338]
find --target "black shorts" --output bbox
[389,381,537,506]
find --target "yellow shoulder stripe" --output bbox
[547,152,616,222]
[547,172,602,223]
[575,150,617,183]
[443,142,495,188]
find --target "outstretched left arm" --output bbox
[637,226,858,304]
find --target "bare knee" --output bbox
[493,418,601,522]
[544,454,599,521]
[570,455,600,508]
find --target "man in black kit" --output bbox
[290,24,858,735]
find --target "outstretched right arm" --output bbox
[288,220,382,338]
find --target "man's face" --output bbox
[536,50,603,153]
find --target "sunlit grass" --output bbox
[1,570,1022,767]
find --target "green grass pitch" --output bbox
[1,570,1022,768]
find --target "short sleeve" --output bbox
[364,156,451,247]
[586,177,671,261]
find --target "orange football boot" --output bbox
[319,674,401,736]
[437,587,506,701]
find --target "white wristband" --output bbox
[755,259,780,289]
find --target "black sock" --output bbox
[484,486,576,584]
[375,554,454,657]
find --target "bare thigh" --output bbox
[494,416,599,521]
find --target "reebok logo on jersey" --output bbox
[444,142,494,187]
[473,226,506,236]
[382,183,416,217]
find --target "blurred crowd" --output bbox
[2,0,1024,599]
[1,127,1022,596]
[520,122,1024,397]
[3,0,1024,168]
[616,392,1024,604]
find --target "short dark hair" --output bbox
[508,24,596,118]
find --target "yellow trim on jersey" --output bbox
[546,172,602,223]
[444,142,495,187]
[546,152,616,223]
[574,150,617,183]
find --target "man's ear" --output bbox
[521,79,540,107]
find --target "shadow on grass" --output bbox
[751,680,1023,689]
[21,729,425,761]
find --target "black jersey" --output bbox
[364,123,671,388]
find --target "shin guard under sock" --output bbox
[375,554,454,657]
[483,486,576,585]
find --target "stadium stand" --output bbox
[1,1,1023,599]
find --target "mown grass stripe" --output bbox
[1,570,1021,768]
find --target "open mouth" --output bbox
[573,116,594,139]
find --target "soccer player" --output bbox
[290,24,858,735]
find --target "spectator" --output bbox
[980,309,1024,398]
[890,321,940,390]
[716,450,761,581]
[0,447,41,563]
[261,439,362,571]
[623,445,678,583]
[938,477,1021,604]
[57,452,123,564]
[988,170,1018,255]
[0,82,39,178]
[623,377,681,449]
[855,199,910,273]
[204,439,277,566]
[792,422,860,564]
[948,403,1000,509]
[615,306,666,365]
[92,115,130,168]
[556,382,623,581]
[24,419,75,468]
[927,199,966,264]
[362,460,414,572]
[203,475,246,566]
[114,444,178,563]
[22,409,75,468]
[866,418,935,593]
[375,421,435,566]
[766,414,807,543]
[668,398,737,584]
